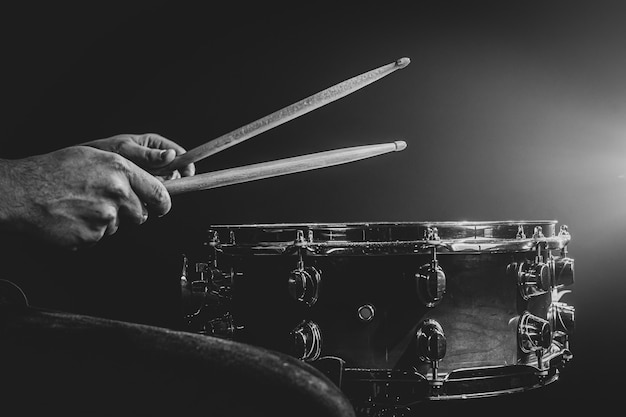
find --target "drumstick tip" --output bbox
[395,57,411,69]
[393,140,407,151]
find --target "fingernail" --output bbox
[160,149,169,159]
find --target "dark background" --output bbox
[2,0,622,413]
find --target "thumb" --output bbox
[119,142,176,169]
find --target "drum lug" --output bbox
[551,256,575,288]
[517,260,551,299]
[518,312,552,353]
[195,262,234,299]
[550,295,575,351]
[183,260,239,336]
[416,319,447,387]
[291,320,323,362]
[288,239,321,307]
[288,265,321,307]
[558,224,571,255]
[181,231,241,336]
[552,301,575,335]
[518,312,553,375]
[415,247,446,307]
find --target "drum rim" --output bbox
[205,220,570,254]
[208,220,559,229]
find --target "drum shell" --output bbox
[210,249,549,374]
[182,220,574,409]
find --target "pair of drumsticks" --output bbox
[164,57,411,195]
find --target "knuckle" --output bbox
[141,133,163,146]
[100,205,118,223]
[152,182,171,214]
[106,177,131,200]
[97,151,130,174]
[72,229,104,248]
[107,151,129,168]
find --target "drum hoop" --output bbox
[342,364,561,402]
[206,220,569,254]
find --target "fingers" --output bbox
[118,137,174,169]
[177,161,196,177]
[73,182,149,249]
[82,133,196,178]
[137,133,196,177]
[85,151,169,231]
[115,183,149,227]
[121,133,196,177]
[122,159,172,218]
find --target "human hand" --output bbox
[82,133,195,180]
[0,146,171,250]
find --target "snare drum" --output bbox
[181,220,575,416]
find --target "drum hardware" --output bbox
[550,256,575,288]
[415,245,446,308]
[552,295,575,334]
[550,292,575,351]
[558,225,571,255]
[310,356,347,389]
[415,319,447,389]
[182,220,576,412]
[288,230,322,307]
[357,304,376,322]
[424,226,440,242]
[293,229,313,246]
[344,370,427,416]
[513,223,573,299]
[517,312,552,374]
[205,228,235,246]
[517,259,550,300]
[288,264,322,307]
[199,229,237,298]
[356,405,412,417]
[180,254,216,325]
[195,313,239,338]
[515,230,552,299]
[182,230,242,336]
[183,264,238,336]
[291,320,323,362]
[193,262,234,299]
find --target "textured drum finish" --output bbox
[182,221,575,416]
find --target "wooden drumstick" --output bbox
[165,57,411,170]
[165,140,407,195]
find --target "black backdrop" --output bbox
[3,0,624,414]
